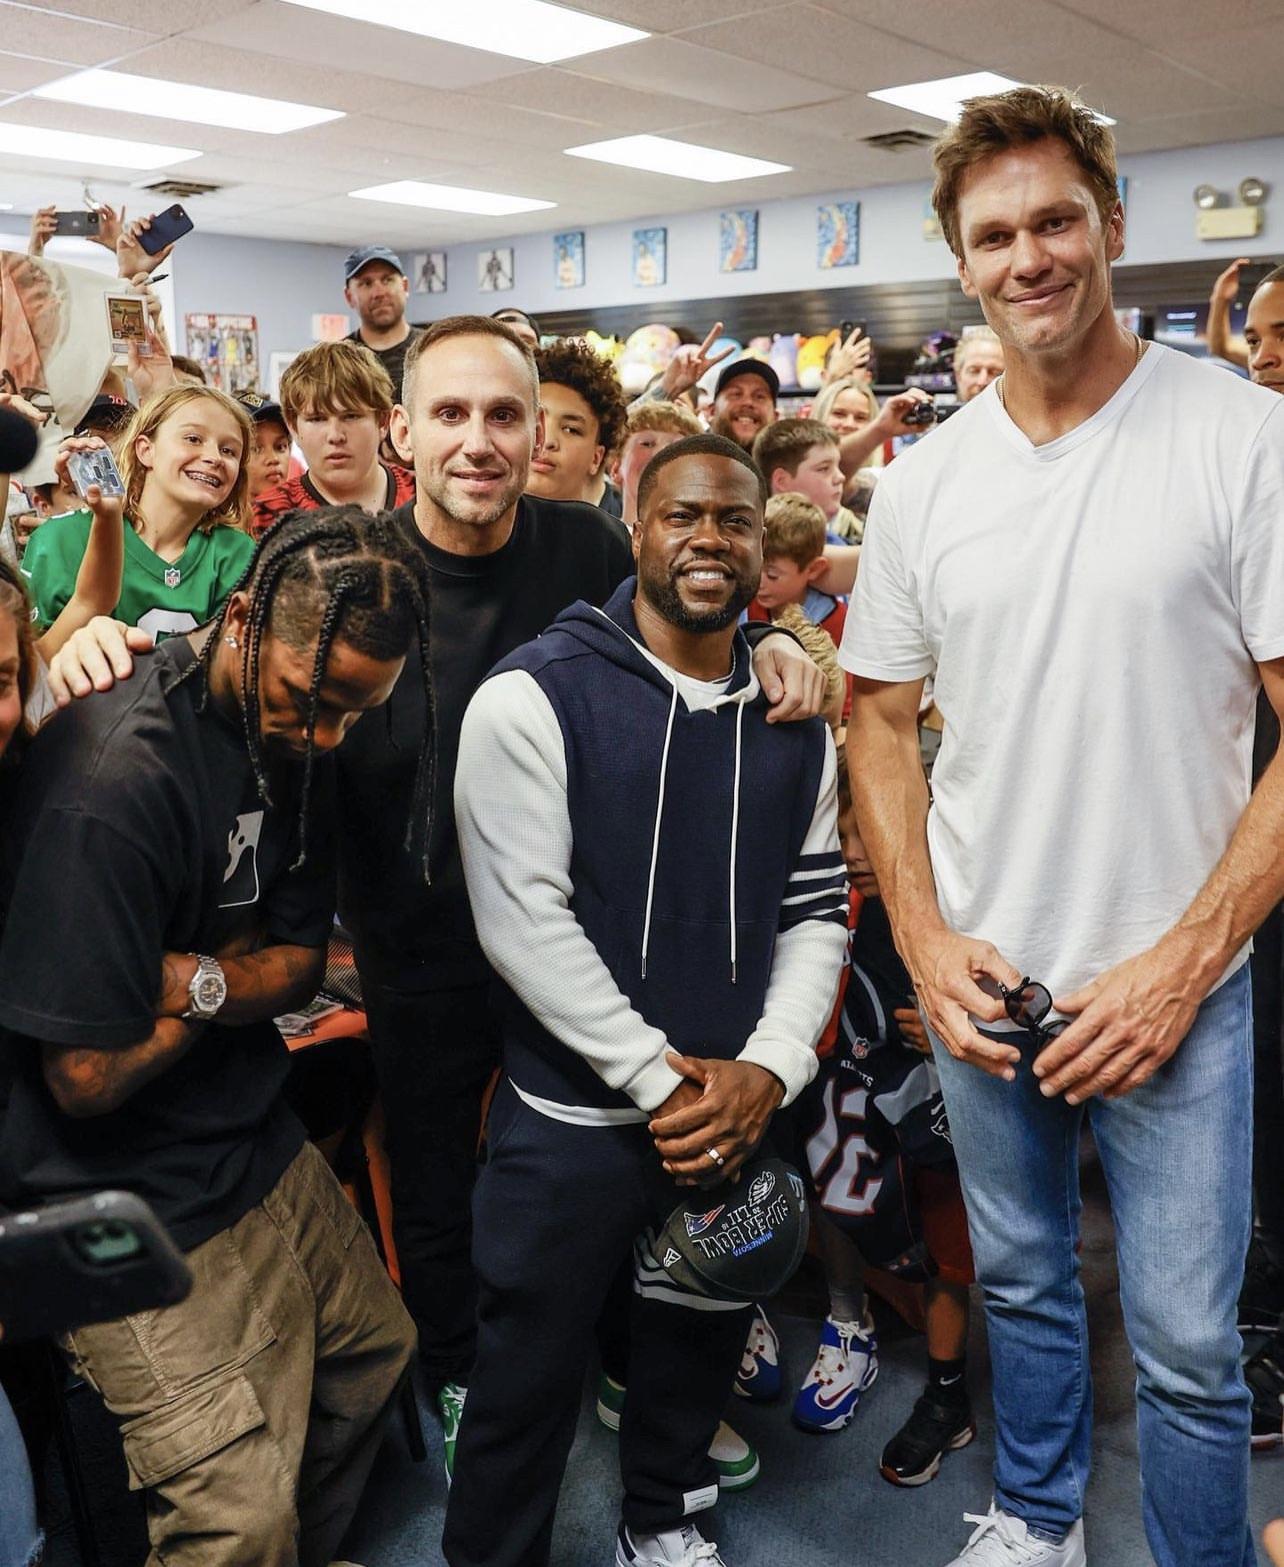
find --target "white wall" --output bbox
[10,133,1279,372]
[430,135,1284,317]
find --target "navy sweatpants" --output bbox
[442,1078,751,1567]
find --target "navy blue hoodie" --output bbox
[473,578,847,1113]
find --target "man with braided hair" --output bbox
[0,506,434,1567]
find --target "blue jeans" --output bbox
[0,1384,41,1567]
[932,963,1254,1567]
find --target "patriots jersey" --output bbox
[800,898,956,1281]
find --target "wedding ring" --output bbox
[706,1147,725,1167]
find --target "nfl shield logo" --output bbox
[164,567,181,589]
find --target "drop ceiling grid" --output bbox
[0,0,1275,246]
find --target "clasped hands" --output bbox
[649,1052,783,1188]
[906,924,1211,1104]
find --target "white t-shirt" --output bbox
[839,344,1284,998]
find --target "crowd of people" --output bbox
[0,82,1282,1567]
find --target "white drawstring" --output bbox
[728,700,744,985]
[640,680,679,980]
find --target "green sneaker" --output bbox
[437,1381,466,1486]
[597,1373,627,1431]
[594,1374,759,1492]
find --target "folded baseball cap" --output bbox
[344,245,405,283]
[74,393,134,437]
[654,1155,809,1304]
[233,389,285,425]
[714,357,780,401]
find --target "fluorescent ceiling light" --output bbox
[33,69,343,134]
[0,122,200,169]
[868,71,1115,125]
[350,180,555,216]
[281,0,647,63]
[565,135,790,183]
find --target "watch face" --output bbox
[195,971,226,1012]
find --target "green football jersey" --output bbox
[22,509,255,642]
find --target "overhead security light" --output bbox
[34,69,344,134]
[0,123,201,170]
[281,0,647,63]
[350,180,556,216]
[869,72,1115,126]
[564,135,790,183]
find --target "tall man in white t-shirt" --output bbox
[841,86,1284,1567]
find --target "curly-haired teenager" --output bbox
[529,337,629,516]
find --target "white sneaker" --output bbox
[946,1504,1086,1565]
[616,1523,727,1566]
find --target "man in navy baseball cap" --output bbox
[343,245,420,400]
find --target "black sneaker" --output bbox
[879,1386,976,1487]
[1239,1235,1284,1335]
[1247,1336,1284,1453]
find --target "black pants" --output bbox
[442,1079,751,1567]
[361,976,501,1387]
[1251,903,1284,1250]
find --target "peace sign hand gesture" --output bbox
[659,321,736,399]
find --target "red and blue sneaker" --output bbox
[792,1314,879,1432]
[733,1305,782,1403]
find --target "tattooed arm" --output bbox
[41,942,325,1118]
[152,943,325,1026]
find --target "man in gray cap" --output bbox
[344,244,422,399]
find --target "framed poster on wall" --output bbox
[184,313,260,394]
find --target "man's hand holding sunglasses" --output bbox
[1031,935,1207,1105]
[904,925,1025,1082]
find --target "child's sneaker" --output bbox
[880,1384,976,1485]
[595,1374,760,1490]
[733,1305,782,1402]
[792,1314,878,1432]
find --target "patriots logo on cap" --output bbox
[684,1205,725,1239]
[748,1170,776,1207]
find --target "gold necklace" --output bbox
[996,331,1145,411]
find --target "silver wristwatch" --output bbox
[183,955,228,1021]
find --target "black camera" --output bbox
[901,399,937,427]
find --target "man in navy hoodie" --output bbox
[449,434,848,1567]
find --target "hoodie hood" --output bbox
[549,576,761,712]
[544,575,760,985]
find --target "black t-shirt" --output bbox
[597,480,624,520]
[346,325,423,400]
[0,640,335,1249]
[337,494,633,991]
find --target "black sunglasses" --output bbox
[997,976,1068,1047]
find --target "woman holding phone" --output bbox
[22,385,254,643]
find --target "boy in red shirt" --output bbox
[251,340,414,538]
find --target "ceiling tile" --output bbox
[464,66,719,131]
[1053,47,1247,119]
[572,35,843,114]
[1151,20,1284,105]
[573,0,792,29]
[105,37,394,113]
[1055,0,1284,43]
[183,1,532,92]
[373,87,602,146]
[0,49,79,92]
[17,0,254,29]
[676,4,966,91]
[0,3,155,65]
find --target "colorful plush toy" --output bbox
[616,323,679,394]
[796,331,837,391]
